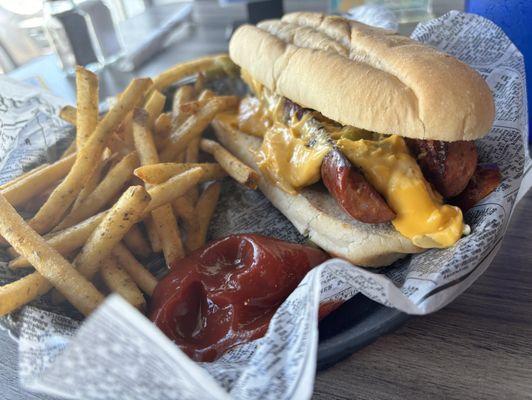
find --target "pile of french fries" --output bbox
[0,55,259,317]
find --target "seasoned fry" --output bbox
[185,137,201,203]
[150,54,228,93]
[112,243,157,295]
[0,273,51,316]
[200,139,259,189]
[9,212,105,269]
[178,100,203,115]
[172,196,197,232]
[74,186,150,280]
[172,85,195,119]
[0,164,49,191]
[132,109,159,165]
[133,107,185,262]
[100,256,145,309]
[55,152,139,230]
[160,96,239,162]
[1,153,75,208]
[133,108,164,253]
[107,132,131,156]
[186,182,221,252]
[29,78,152,234]
[144,216,162,252]
[68,150,110,215]
[134,162,226,185]
[194,72,206,94]
[123,224,151,259]
[59,105,77,125]
[145,167,204,213]
[23,181,60,215]
[117,114,134,148]
[153,204,185,262]
[9,168,204,268]
[0,193,104,316]
[186,137,201,163]
[75,66,99,148]
[155,112,173,136]
[198,89,215,102]
[145,90,166,128]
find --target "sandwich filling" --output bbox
[221,70,492,249]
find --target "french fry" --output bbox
[172,85,195,120]
[133,108,185,262]
[185,137,201,203]
[134,162,225,185]
[133,108,164,253]
[75,66,99,148]
[59,105,77,125]
[68,149,111,216]
[29,78,152,234]
[186,182,221,252]
[172,196,197,232]
[23,181,60,215]
[194,72,206,94]
[186,137,201,163]
[153,205,184,262]
[155,112,172,135]
[117,114,134,148]
[144,216,162,252]
[9,212,106,269]
[144,167,204,213]
[112,243,158,295]
[107,132,131,156]
[1,153,75,208]
[0,193,104,316]
[200,139,259,189]
[160,96,239,162]
[0,273,51,316]
[150,54,228,93]
[178,100,202,115]
[100,256,145,309]
[0,163,49,191]
[198,89,215,102]
[123,224,151,259]
[132,109,159,165]
[9,168,204,268]
[145,90,166,128]
[55,152,139,230]
[154,113,173,150]
[74,186,150,280]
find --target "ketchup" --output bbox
[149,234,328,362]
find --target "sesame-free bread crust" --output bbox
[212,117,421,267]
[229,12,494,141]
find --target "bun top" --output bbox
[229,12,495,141]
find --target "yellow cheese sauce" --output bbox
[235,70,464,248]
[255,118,331,193]
[338,135,464,248]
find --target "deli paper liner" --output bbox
[0,11,530,400]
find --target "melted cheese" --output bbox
[256,121,330,193]
[236,70,464,248]
[338,136,464,248]
[239,70,331,192]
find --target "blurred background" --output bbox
[0,0,529,134]
[0,0,465,75]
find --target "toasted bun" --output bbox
[212,117,421,267]
[229,12,495,141]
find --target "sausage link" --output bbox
[321,149,395,224]
[407,139,478,198]
[450,163,501,212]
